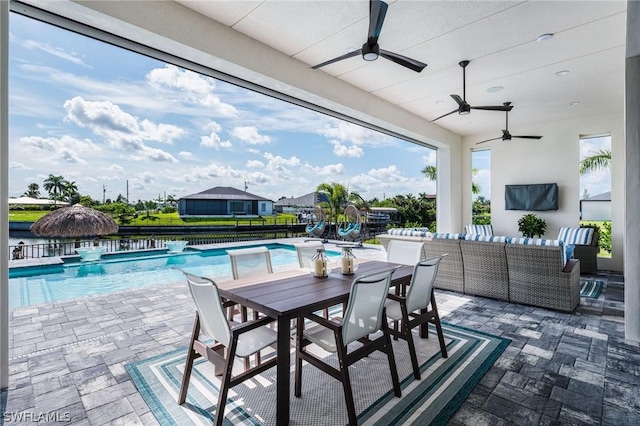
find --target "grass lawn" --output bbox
[9,209,300,226]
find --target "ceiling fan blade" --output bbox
[379,50,427,72]
[471,104,514,112]
[311,49,362,69]
[368,0,389,45]
[512,135,543,139]
[476,136,503,145]
[431,109,458,122]
[450,94,466,107]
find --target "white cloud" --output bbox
[19,37,89,67]
[246,160,265,168]
[146,65,237,116]
[63,96,180,163]
[423,150,437,167]
[178,151,194,159]
[9,162,30,170]
[201,121,232,149]
[301,163,346,176]
[231,126,271,145]
[319,121,393,147]
[106,164,124,172]
[330,140,364,158]
[21,134,100,165]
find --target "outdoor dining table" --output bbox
[216,259,414,426]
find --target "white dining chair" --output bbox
[294,269,402,426]
[386,239,424,265]
[177,270,277,426]
[227,246,274,366]
[385,257,448,380]
[293,241,332,318]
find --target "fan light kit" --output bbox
[556,70,570,76]
[570,101,580,106]
[431,60,513,122]
[476,102,543,145]
[312,0,427,72]
[487,86,503,93]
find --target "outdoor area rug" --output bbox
[126,322,509,426]
[580,279,604,299]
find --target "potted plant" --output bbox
[517,213,547,238]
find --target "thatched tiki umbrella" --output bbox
[30,204,119,248]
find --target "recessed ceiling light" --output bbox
[555,70,570,76]
[537,33,554,42]
[435,100,445,105]
[569,101,580,107]
[487,86,503,93]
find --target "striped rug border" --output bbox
[580,279,604,299]
[126,322,510,425]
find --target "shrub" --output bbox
[600,221,612,254]
[517,213,546,238]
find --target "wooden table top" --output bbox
[217,260,413,319]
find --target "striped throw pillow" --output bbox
[433,233,464,240]
[464,234,508,243]
[557,227,594,245]
[464,224,493,236]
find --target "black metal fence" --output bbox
[10,229,308,260]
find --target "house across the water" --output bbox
[178,186,274,218]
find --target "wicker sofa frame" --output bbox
[377,233,464,292]
[460,240,510,301]
[572,229,599,273]
[377,233,580,312]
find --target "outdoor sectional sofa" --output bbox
[377,229,581,312]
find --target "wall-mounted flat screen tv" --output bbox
[505,183,559,211]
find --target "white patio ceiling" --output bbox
[176,0,626,139]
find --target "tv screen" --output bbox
[505,183,559,211]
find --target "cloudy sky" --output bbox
[8,13,439,204]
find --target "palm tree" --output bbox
[43,174,67,206]
[317,182,349,238]
[62,181,79,204]
[421,165,437,181]
[23,183,40,198]
[580,148,611,174]
[422,165,481,195]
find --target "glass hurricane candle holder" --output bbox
[311,247,329,278]
[340,246,358,275]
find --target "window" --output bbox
[579,134,611,257]
[471,150,491,224]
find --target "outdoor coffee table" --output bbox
[217,259,413,426]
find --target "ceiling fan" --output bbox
[311,0,427,73]
[432,60,513,122]
[476,102,543,145]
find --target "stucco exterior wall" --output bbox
[463,112,623,272]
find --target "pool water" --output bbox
[9,244,339,309]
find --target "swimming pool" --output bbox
[9,243,340,309]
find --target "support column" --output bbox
[1,0,10,389]
[625,0,640,344]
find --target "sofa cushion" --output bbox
[557,227,594,245]
[464,234,508,243]
[387,228,432,238]
[464,224,493,236]
[508,237,570,265]
[433,232,464,240]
